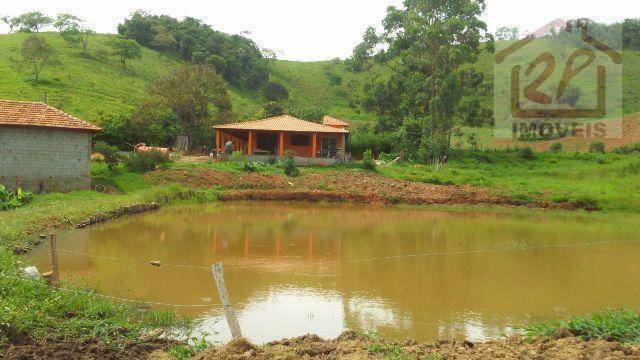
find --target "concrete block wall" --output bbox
[0,127,92,192]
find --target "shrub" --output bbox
[230,151,245,163]
[93,141,123,171]
[0,185,32,211]
[612,142,640,154]
[283,151,299,177]
[125,150,170,173]
[243,162,258,172]
[589,141,606,153]
[571,195,602,211]
[518,147,536,160]
[362,149,376,171]
[549,142,563,153]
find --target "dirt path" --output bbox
[193,331,640,360]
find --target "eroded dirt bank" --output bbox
[1,338,179,360]
[194,331,640,360]
[146,168,506,207]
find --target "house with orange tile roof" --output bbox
[213,115,349,165]
[0,100,101,192]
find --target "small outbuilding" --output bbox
[0,100,101,192]
[213,115,350,166]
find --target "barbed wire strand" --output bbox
[52,238,640,273]
[0,273,211,308]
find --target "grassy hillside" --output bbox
[0,32,179,123]
[0,32,374,126]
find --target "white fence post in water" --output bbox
[48,233,60,286]
[211,262,243,339]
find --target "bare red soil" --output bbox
[146,168,505,206]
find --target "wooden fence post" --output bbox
[49,233,60,286]
[211,262,242,339]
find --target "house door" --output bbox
[321,137,337,158]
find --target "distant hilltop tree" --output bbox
[495,26,520,41]
[11,11,52,32]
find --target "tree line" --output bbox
[346,6,640,161]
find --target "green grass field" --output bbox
[0,32,376,125]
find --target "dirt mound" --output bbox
[493,113,640,151]
[1,338,180,360]
[194,332,640,360]
[148,168,505,207]
[194,338,266,360]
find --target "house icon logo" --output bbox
[493,19,623,139]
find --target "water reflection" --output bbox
[28,202,640,344]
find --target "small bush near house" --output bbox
[93,141,124,171]
[125,150,170,173]
[589,141,606,153]
[362,149,376,171]
[518,147,536,160]
[0,185,32,211]
[283,150,299,177]
[549,142,563,153]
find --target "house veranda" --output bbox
[213,115,350,166]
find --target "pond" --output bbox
[30,202,640,344]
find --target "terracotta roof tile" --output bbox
[0,100,101,132]
[214,115,349,134]
[322,115,350,127]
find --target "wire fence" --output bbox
[54,237,640,271]
[8,237,639,312]
[0,272,211,308]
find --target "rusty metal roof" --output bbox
[214,115,349,134]
[322,115,350,127]
[0,100,101,132]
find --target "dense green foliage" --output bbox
[136,64,232,146]
[0,186,32,211]
[526,309,640,344]
[283,151,300,177]
[93,141,123,171]
[117,11,268,89]
[362,149,376,171]
[348,0,494,161]
[125,150,170,173]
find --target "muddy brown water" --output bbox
[29,202,640,344]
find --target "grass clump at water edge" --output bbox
[525,309,640,344]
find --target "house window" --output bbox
[291,134,310,146]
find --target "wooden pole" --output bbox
[49,233,59,286]
[312,133,317,158]
[211,263,242,339]
[278,131,284,157]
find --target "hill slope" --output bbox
[2,32,640,135]
[0,32,373,126]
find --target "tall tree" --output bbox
[21,35,56,81]
[140,64,232,145]
[349,0,493,160]
[13,12,52,32]
[109,37,142,69]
